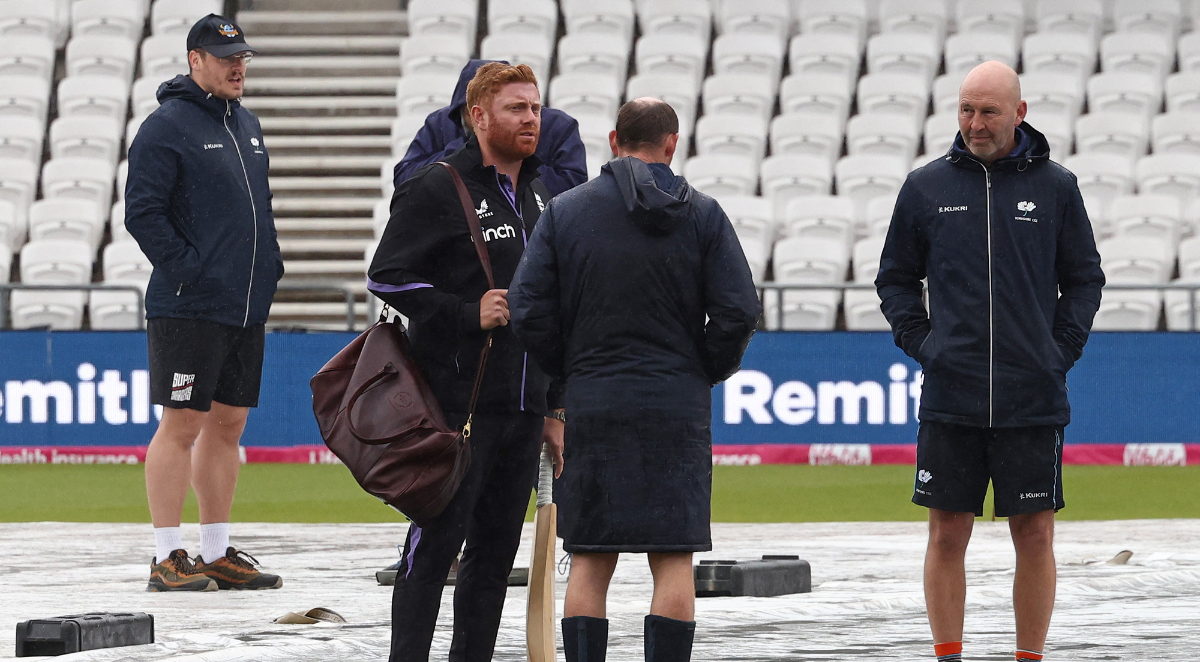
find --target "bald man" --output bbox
[876,61,1105,662]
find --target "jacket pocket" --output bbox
[916,328,939,370]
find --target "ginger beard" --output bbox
[474,82,541,162]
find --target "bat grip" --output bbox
[536,444,553,507]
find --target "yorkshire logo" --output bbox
[1015,200,1038,223]
[534,192,545,213]
[219,24,239,37]
[170,373,195,402]
[250,137,259,147]
[475,199,493,219]
[917,469,932,484]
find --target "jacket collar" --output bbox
[156,74,242,120]
[947,122,1051,172]
[447,134,544,192]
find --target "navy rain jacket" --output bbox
[125,74,282,327]
[393,59,588,197]
[509,157,762,418]
[876,123,1105,428]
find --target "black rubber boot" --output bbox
[644,614,696,662]
[562,615,609,662]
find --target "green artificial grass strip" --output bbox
[0,464,1197,523]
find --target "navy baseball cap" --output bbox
[187,14,256,58]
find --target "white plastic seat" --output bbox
[779,73,852,123]
[1091,290,1163,330]
[1165,71,1200,113]
[1179,236,1200,278]
[395,74,458,118]
[763,288,843,330]
[19,238,94,284]
[797,0,868,52]
[10,290,87,329]
[855,73,930,128]
[769,112,845,165]
[717,0,791,50]
[1023,112,1073,158]
[1022,32,1097,83]
[0,199,18,252]
[956,0,1025,49]
[626,73,698,132]
[101,238,151,282]
[480,33,553,86]
[150,0,222,35]
[139,34,189,82]
[400,35,470,77]
[717,194,774,278]
[695,114,768,162]
[574,114,617,165]
[1181,32,1200,72]
[28,198,104,249]
[944,33,1017,76]
[489,0,558,41]
[406,0,478,52]
[932,71,967,114]
[1087,72,1163,120]
[843,288,890,329]
[71,0,143,40]
[0,115,43,164]
[109,200,129,242]
[1136,154,1200,203]
[56,75,129,122]
[1113,0,1182,42]
[879,0,948,42]
[0,243,9,283]
[702,74,776,123]
[635,33,710,90]
[787,34,861,92]
[711,34,784,85]
[49,116,122,165]
[1035,0,1103,46]
[1064,153,1135,222]
[0,74,50,121]
[381,157,399,199]
[563,0,635,46]
[760,155,834,219]
[866,33,942,86]
[66,36,137,82]
[1021,72,1085,121]
[1164,280,1200,331]
[865,192,900,236]
[550,74,622,122]
[852,235,887,283]
[131,78,161,117]
[772,235,851,283]
[0,35,55,79]
[1110,194,1184,245]
[89,280,148,329]
[640,0,713,44]
[372,198,391,238]
[1152,113,1200,155]
[923,113,959,157]
[0,1,58,40]
[1100,32,1174,79]
[683,155,759,196]
[781,195,856,245]
[116,160,130,203]
[558,33,633,89]
[835,154,909,219]
[1098,235,1176,283]
[0,156,37,229]
[1074,112,1150,159]
[124,114,148,156]
[41,157,115,210]
[846,113,921,162]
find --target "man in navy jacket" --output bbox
[393,59,588,197]
[125,15,283,593]
[876,61,1105,662]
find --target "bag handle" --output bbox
[344,363,404,445]
[435,161,494,437]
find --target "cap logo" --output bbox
[218,24,239,37]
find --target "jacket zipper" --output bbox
[983,164,994,427]
[223,99,258,328]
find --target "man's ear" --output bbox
[470,105,487,133]
[1015,99,1028,125]
[187,49,203,73]
[662,133,679,165]
[608,130,619,157]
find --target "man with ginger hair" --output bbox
[876,61,1105,662]
[368,62,565,662]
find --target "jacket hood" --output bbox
[157,74,240,116]
[949,122,1051,167]
[449,59,508,125]
[604,156,692,236]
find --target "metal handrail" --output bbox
[0,283,146,330]
[274,282,360,331]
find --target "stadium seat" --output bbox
[139,34,189,82]
[0,115,42,164]
[1100,32,1174,79]
[1151,112,1200,154]
[923,113,959,157]
[683,154,759,196]
[380,158,399,199]
[66,36,137,82]
[797,0,868,52]
[787,34,861,92]
[9,289,87,329]
[781,195,856,245]
[41,157,115,211]
[932,71,967,114]
[1113,0,1182,42]
[1074,112,1150,159]
[372,198,390,238]
[124,114,148,156]
[550,74,622,122]
[716,194,774,278]
[1023,111,1073,158]
[1187,199,1200,235]
[769,112,845,165]
[390,114,427,158]
[395,74,458,118]
[702,74,776,123]
[0,156,37,227]
[1098,235,1176,283]
[763,287,843,330]
[773,235,851,282]
[558,33,633,89]
[574,114,616,166]
[956,0,1025,49]
[846,113,920,162]
[71,0,143,41]
[712,34,785,85]
[0,35,55,79]
[0,243,9,283]
[717,0,791,49]
[944,33,1018,76]
[488,0,557,41]
[1181,32,1200,72]
[866,33,942,85]
[28,198,105,250]
[563,0,635,47]
[1165,71,1200,113]
[1110,194,1184,245]
[1035,0,1103,46]
[1021,72,1085,121]
[856,73,930,128]
[640,0,713,45]
[18,238,93,285]
[835,154,908,218]
[635,33,710,90]
[627,73,699,131]
[89,239,152,329]
[56,75,129,122]
[0,199,18,252]
[1091,290,1163,330]
[1087,72,1163,120]
[400,35,470,77]
[131,77,162,118]
[1022,32,1097,83]
[779,73,853,123]
[49,116,122,166]
[851,235,887,283]
[0,0,58,40]
[843,288,890,329]
[1164,280,1200,331]
[1178,235,1200,279]
[695,113,768,163]
[865,192,899,236]
[1065,153,1134,228]
[116,159,129,203]
[406,0,478,52]
[480,33,553,86]
[151,0,222,35]
[879,0,948,42]
[109,201,129,242]
[0,74,50,121]
[760,155,834,219]
[1137,154,1200,203]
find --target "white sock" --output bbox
[154,527,183,564]
[199,523,230,563]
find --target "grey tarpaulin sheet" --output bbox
[1,521,1197,661]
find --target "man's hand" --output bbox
[542,411,565,478]
[480,289,509,330]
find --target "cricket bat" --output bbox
[526,444,557,662]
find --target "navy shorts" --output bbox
[913,420,1065,518]
[147,318,265,411]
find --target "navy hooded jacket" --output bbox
[508,157,762,418]
[125,74,282,327]
[876,123,1105,428]
[393,59,588,197]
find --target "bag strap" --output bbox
[435,161,493,437]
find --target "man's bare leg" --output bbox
[924,509,975,644]
[647,552,694,621]
[145,408,207,528]
[1009,510,1056,655]
[564,553,619,618]
[191,402,249,525]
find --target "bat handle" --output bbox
[536,444,553,507]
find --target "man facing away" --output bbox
[509,98,762,662]
[125,14,284,592]
[876,61,1105,662]
[367,62,565,662]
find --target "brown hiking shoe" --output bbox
[196,547,283,590]
[148,549,218,592]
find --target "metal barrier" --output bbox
[0,284,146,330]
[273,282,360,332]
[757,282,1200,332]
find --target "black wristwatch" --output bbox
[548,410,566,423]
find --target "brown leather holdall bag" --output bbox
[309,162,494,526]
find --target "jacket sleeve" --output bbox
[123,116,202,285]
[393,115,465,188]
[538,116,588,197]
[701,204,762,385]
[1053,176,1105,366]
[508,202,565,384]
[876,178,932,360]
[368,169,483,337]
